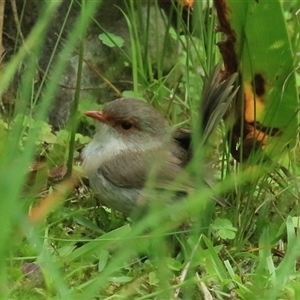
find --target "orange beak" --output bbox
[84,111,109,124]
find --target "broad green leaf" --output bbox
[292,216,300,228]
[211,218,237,240]
[75,133,91,145]
[99,32,124,48]
[221,0,298,161]
[108,276,133,283]
[166,257,183,271]
[122,90,146,101]
[98,249,109,272]
[148,271,159,286]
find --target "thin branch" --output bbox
[0,0,5,57]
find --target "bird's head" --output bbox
[85,98,171,150]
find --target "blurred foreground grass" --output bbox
[0,0,300,299]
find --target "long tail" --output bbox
[200,63,238,145]
[173,64,238,165]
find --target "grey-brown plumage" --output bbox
[82,65,238,216]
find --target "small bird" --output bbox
[82,65,237,217]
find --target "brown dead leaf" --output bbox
[28,169,82,224]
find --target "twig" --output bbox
[66,11,85,178]
[10,0,25,45]
[0,0,5,57]
[196,272,214,300]
[173,234,202,298]
[84,58,123,97]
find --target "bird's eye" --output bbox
[120,121,132,130]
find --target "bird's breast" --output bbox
[82,134,127,175]
[81,135,140,215]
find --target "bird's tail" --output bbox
[200,63,238,145]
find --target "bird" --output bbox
[82,64,238,217]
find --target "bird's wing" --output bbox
[172,128,192,166]
[99,148,188,191]
[100,146,224,206]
